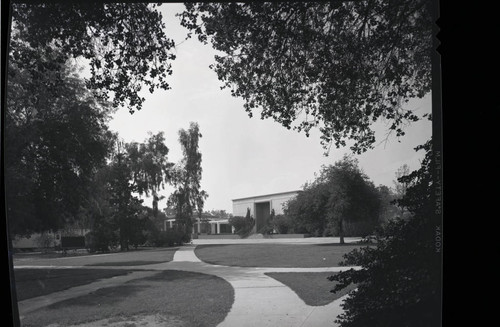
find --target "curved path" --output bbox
[169,246,359,327]
[16,244,361,327]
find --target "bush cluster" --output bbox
[229,208,255,237]
[149,229,185,247]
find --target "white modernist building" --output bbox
[232,190,300,233]
[164,217,234,235]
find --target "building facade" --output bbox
[232,190,300,233]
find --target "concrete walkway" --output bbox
[167,246,357,327]
[16,242,360,326]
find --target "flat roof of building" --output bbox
[232,190,301,202]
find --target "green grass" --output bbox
[14,247,178,268]
[13,268,134,301]
[20,270,234,327]
[266,272,356,306]
[86,260,167,266]
[195,243,372,267]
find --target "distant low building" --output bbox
[163,211,234,235]
[232,190,300,233]
[12,227,90,251]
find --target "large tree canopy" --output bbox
[5,57,115,235]
[180,0,433,153]
[10,1,176,112]
[284,156,381,239]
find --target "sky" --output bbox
[106,3,432,213]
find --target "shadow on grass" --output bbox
[20,270,235,327]
[14,269,135,301]
[266,272,357,306]
[48,284,146,308]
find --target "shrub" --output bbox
[151,229,184,247]
[328,140,441,327]
[272,214,294,234]
[259,209,275,234]
[86,228,119,253]
[36,232,56,250]
[229,208,255,237]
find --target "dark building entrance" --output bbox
[255,202,271,233]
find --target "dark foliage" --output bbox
[328,140,441,327]
[149,229,185,247]
[259,208,275,234]
[5,58,114,236]
[180,1,432,153]
[271,214,295,234]
[284,156,382,239]
[10,2,176,112]
[229,208,255,237]
[168,122,208,241]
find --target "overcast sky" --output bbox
[106,3,432,213]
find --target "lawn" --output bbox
[14,268,134,301]
[14,247,178,267]
[19,270,234,327]
[195,243,372,267]
[266,272,357,306]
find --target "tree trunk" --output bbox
[339,218,345,244]
[119,216,129,251]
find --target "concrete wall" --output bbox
[232,191,300,217]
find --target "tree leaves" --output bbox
[180,1,433,153]
[168,122,208,238]
[10,2,176,113]
[5,57,114,235]
[328,140,440,327]
[284,155,382,237]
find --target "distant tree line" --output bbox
[6,41,206,251]
[6,2,210,250]
[254,156,408,241]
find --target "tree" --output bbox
[284,156,381,241]
[324,156,381,243]
[9,1,176,113]
[284,183,329,236]
[329,140,441,327]
[81,164,117,252]
[179,1,433,153]
[6,1,176,236]
[5,57,114,236]
[209,209,230,219]
[168,122,208,241]
[106,141,144,251]
[376,185,400,224]
[393,163,413,218]
[126,132,174,216]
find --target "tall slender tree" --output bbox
[168,122,208,240]
[393,164,412,218]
